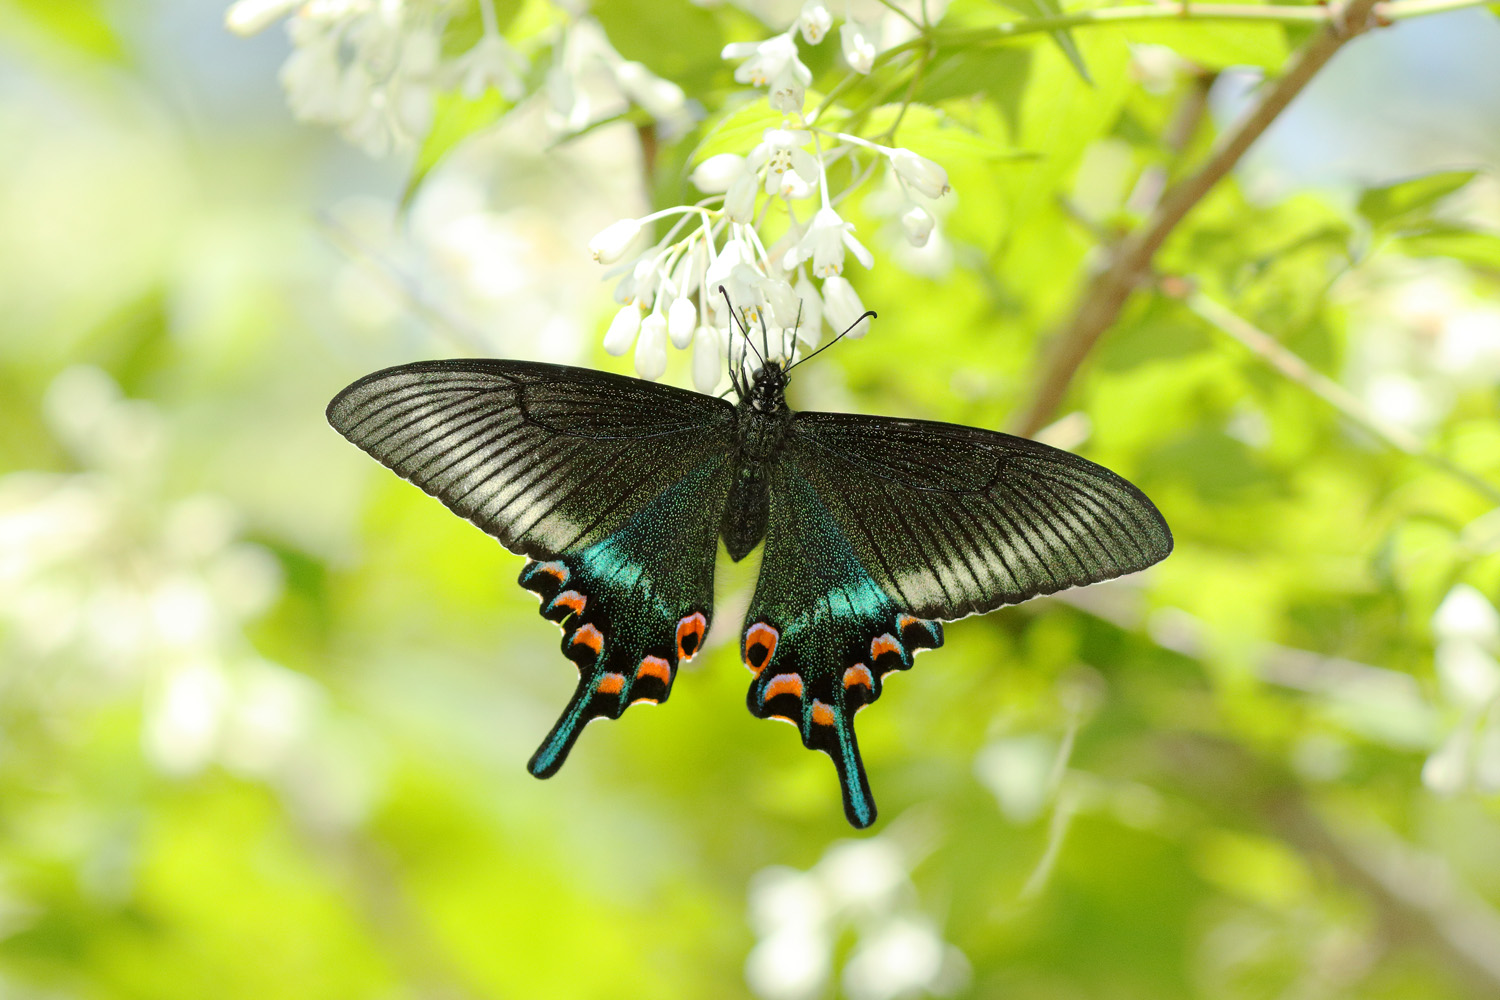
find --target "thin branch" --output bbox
[884,0,1489,53]
[1010,0,1385,437]
[1182,288,1500,505]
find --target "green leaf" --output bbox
[401,90,509,206]
[4,0,126,61]
[862,103,1030,163]
[1117,23,1289,69]
[917,46,1032,132]
[688,100,785,165]
[1391,225,1500,271]
[1015,0,1093,85]
[1356,170,1477,230]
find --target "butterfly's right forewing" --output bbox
[328,359,737,776]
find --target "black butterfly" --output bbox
[327,346,1171,827]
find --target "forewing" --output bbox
[790,411,1173,621]
[328,359,735,776]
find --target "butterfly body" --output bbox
[328,355,1171,827]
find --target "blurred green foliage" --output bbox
[3,2,1500,999]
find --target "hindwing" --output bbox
[328,359,735,775]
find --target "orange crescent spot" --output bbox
[810,701,837,727]
[762,673,804,702]
[743,622,779,675]
[534,561,569,584]
[871,633,903,661]
[842,664,874,691]
[676,613,707,661]
[570,623,604,656]
[635,656,672,684]
[897,613,921,631]
[596,672,626,695]
[550,590,587,616]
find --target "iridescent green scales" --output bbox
[327,356,1171,828]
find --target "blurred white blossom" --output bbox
[745,834,967,1000]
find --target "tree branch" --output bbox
[1010,0,1385,437]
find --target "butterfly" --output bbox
[327,341,1172,828]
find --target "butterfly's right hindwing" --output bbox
[328,359,736,776]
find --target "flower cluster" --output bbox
[588,5,952,388]
[745,834,969,1000]
[226,1,690,156]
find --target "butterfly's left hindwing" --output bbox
[328,360,734,776]
[741,460,943,828]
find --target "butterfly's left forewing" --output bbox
[741,411,1172,827]
[328,359,735,776]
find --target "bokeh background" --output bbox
[4,1,1500,998]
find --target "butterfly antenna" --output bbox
[787,309,877,372]
[718,285,764,377]
[718,285,752,398]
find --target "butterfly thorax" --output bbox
[722,362,794,562]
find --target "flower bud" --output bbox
[693,326,724,393]
[225,0,297,36]
[890,149,951,198]
[589,218,643,264]
[635,312,669,380]
[691,154,745,194]
[901,204,934,247]
[726,170,758,223]
[668,297,697,349]
[821,276,869,338]
[603,305,641,355]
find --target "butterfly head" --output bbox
[744,359,789,414]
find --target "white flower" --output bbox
[890,148,951,198]
[451,33,526,101]
[280,18,346,122]
[603,305,642,355]
[691,153,746,194]
[635,312,669,379]
[793,274,823,346]
[692,325,725,393]
[901,204,934,247]
[225,0,299,36]
[726,169,759,223]
[788,207,873,277]
[798,1,833,45]
[840,21,878,75]
[821,275,870,338]
[749,129,820,198]
[723,32,812,112]
[589,218,643,264]
[668,297,697,349]
[707,237,784,333]
[614,61,688,123]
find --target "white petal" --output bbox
[225,0,298,36]
[692,325,724,393]
[668,297,697,349]
[821,276,869,338]
[901,204,934,247]
[726,171,758,223]
[890,148,951,198]
[589,218,643,264]
[603,305,641,355]
[691,153,746,194]
[798,1,833,45]
[635,313,668,379]
[840,21,877,74]
[841,229,874,269]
